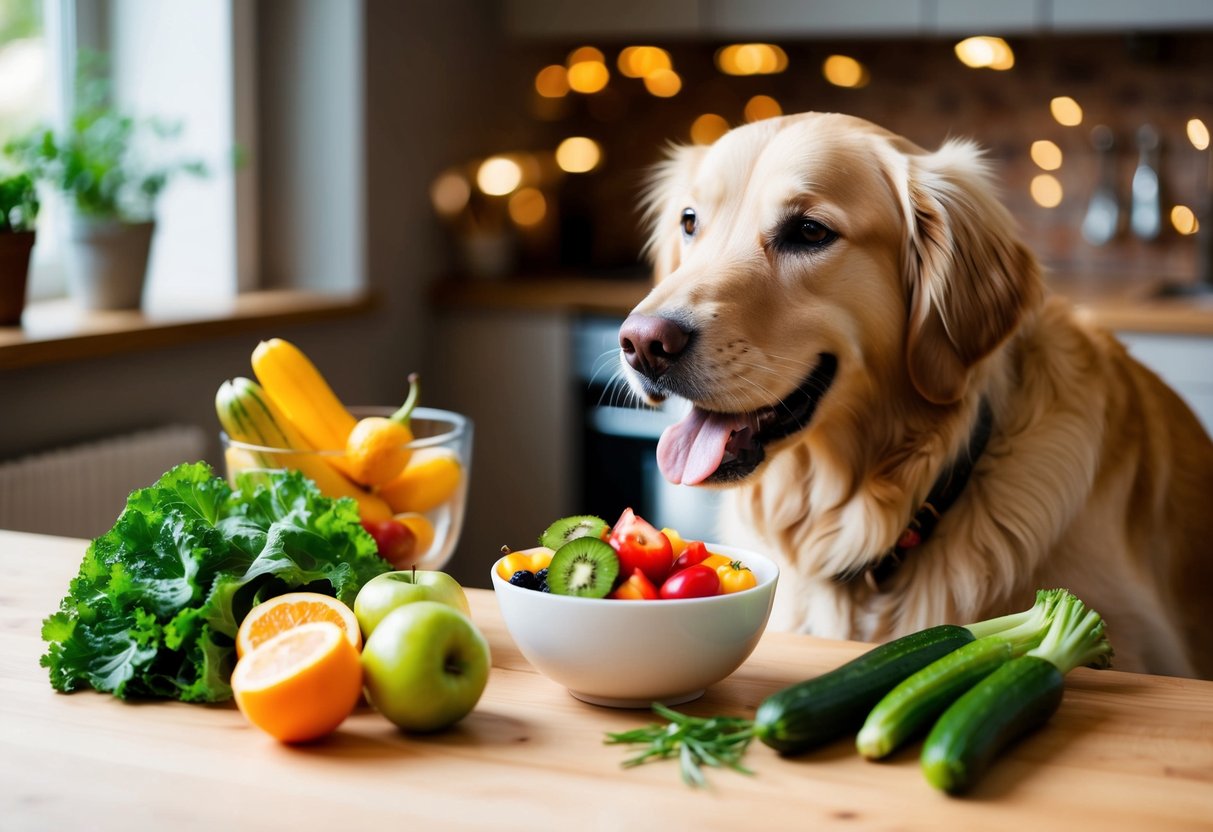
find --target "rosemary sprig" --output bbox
[604,702,757,788]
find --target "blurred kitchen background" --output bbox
[2,1,1212,589]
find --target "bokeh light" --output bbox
[617,46,672,79]
[643,68,682,97]
[1030,174,1063,208]
[1050,96,1083,127]
[954,36,1015,70]
[567,60,609,94]
[690,113,730,145]
[1030,140,1063,171]
[1171,205,1199,235]
[476,156,523,196]
[1187,118,1210,151]
[822,55,869,88]
[715,43,788,76]
[555,136,602,173]
[430,171,470,216]
[534,65,569,98]
[508,187,547,226]
[744,95,782,122]
[567,46,604,65]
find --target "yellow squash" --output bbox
[251,338,359,478]
[377,448,462,514]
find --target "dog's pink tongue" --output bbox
[657,407,748,485]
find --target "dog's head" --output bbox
[621,112,1040,486]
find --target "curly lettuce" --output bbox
[41,462,390,702]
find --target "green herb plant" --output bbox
[3,52,206,222]
[41,462,390,703]
[0,172,39,232]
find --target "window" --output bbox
[0,0,68,300]
[2,0,251,306]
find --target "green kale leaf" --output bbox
[41,462,389,702]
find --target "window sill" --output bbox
[0,290,376,371]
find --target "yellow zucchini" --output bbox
[251,338,358,462]
[216,377,392,522]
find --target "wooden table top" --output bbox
[3,529,1212,830]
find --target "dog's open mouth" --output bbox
[656,353,838,485]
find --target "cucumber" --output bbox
[753,624,975,755]
[920,655,1064,794]
[856,636,1014,759]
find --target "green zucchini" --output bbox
[856,636,1012,759]
[856,589,1069,760]
[919,596,1112,794]
[920,655,1062,793]
[753,624,974,755]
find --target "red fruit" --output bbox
[361,519,417,568]
[609,568,660,601]
[607,508,674,587]
[670,540,711,575]
[659,564,720,600]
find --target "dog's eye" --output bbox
[796,219,836,246]
[681,208,697,237]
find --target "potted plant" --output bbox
[3,56,205,310]
[0,172,39,325]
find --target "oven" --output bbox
[572,315,721,539]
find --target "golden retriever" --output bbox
[618,112,1213,678]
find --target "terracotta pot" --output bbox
[65,214,155,310]
[0,229,36,326]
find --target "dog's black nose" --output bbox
[619,314,691,380]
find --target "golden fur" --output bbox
[625,112,1213,678]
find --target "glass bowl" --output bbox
[221,407,472,571]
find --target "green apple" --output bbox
[354,569,471,638]
[360,601,490,732]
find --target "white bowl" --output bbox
[491,545,778,708]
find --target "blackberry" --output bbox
[535,567,549,584]
[509,570,539,590]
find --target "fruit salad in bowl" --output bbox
[491,509,778,708]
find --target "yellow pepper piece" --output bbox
[661,527,687,557]
[377,449,462,514]
[495,546,554,580]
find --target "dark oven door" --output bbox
[573,316,721,539]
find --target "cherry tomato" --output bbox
[609,567,659,601]
[715,560,757,594]
[361,519,416,568]
[608,508,674,586]
[659,564,720,599]
[670,540,711,574]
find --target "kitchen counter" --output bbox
[3,530,1212,829]
[433,273,1213,336]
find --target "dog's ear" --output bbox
[641,143,708,282]
[901,139,1042,404]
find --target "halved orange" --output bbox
[231,621,363,743]
[236,591,362,659]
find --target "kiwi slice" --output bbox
[546,537,620,598]
[539,514,609,551]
